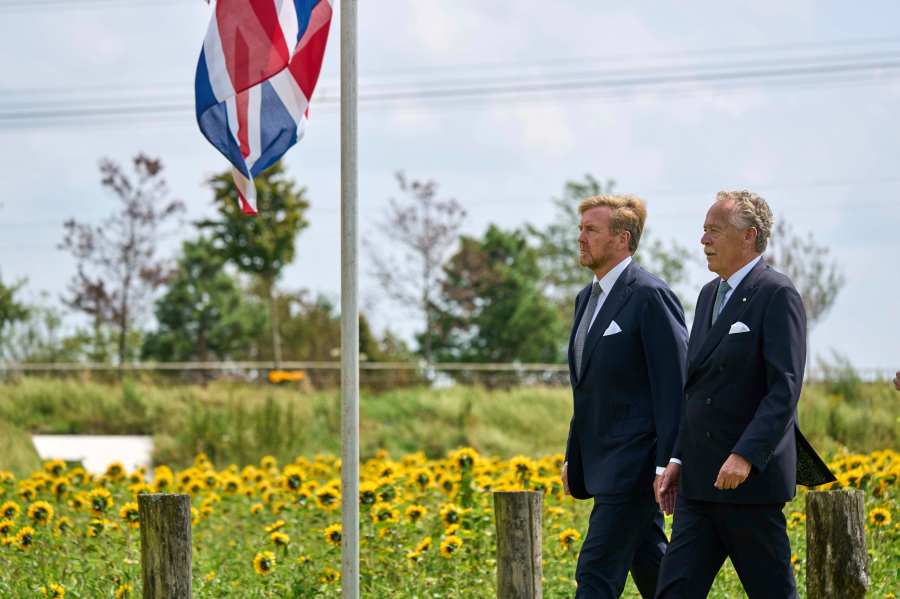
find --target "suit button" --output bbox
[705,397,712,405]
[706,431,711,439]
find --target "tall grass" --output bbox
[0,376,895,470]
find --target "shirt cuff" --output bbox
[656,458,682,475]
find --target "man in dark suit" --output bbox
[655,191,835,599]
[561,194,688,598]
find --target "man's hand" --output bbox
[561,461,570,496]
[893,371,899,391]
[655,462,680,515]
[714,453,751,490]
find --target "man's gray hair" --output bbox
[716,190,773,253]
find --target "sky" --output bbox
[1,0,898,375]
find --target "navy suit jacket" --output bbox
[565,261,688,501]
[673,259,835,504]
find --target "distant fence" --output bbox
[0,360,894,387]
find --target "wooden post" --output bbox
[806,489,869,599]
[139,493,192,599]
[493,491,542,599]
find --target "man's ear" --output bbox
[745,226,758,246]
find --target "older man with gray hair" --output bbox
[654,191,834,599]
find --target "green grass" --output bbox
[0,376,896,469]
[0,418,41,476]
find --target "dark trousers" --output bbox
[575,494,667,599]
[655,497,798,599]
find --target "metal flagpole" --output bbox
[339,0,359,596]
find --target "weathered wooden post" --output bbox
[139,493,192,599]
[493,491,542,599]
[806,489,869,599]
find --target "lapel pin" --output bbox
[742,297,747,302]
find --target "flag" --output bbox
[195,0,332,215]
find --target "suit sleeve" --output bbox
[640,287,689,469]
[732,285,806,471]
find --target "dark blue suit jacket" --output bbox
[565,261,688,501]
[673,259,834,504]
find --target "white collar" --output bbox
[724,255,763,290]
[592,255,632,295]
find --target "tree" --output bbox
[366,172,466,364]
[59,154,185,365]
[141,238,267,363]
[198,162,310,365]
[0,274,29,341]
[765,219,845,329]
[432,225,565,364]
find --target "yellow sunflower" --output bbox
[559,528,581,550]
[253,550,276,576]
[439,535,462,558]
[315,486,341,511]
[323,523,342,547]
[0,500,19,519]
[270,531,290,547]
[15,526,35,550]
[39,583,65,598]
[405,504,427,523]
[119,502,140,529]
[114,582,133,598]
[0,520,14,536]
[869,507,892,527]
[27,501,54,526]
[88,488,114,515]
[320,566,340,584]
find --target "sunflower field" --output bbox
[0,448,897,598]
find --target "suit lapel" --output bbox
[577,262,636,381]
[687,282,715,365]
[688,260,767,373]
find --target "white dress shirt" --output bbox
[719,255,763,311]
[587,256,632,331]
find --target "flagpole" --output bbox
[339,0,360,596]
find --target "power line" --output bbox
[2,52,899,129]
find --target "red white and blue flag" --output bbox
[195,0,332,215]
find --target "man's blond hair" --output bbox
[716,190,773,253]
[578,194,647,253]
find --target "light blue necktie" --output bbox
[574,282,602,373]
[711,279,731,325]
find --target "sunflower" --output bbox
[787,511,806,529]
[86,518,107,538]
[119,502,140,529]
[410,468,433,491]
[449,447,480,471]
[359,481,379,506]
[39,583,65,598]
[320,567,340,584]
[17,484,36,502]
[53,517,72,535]
[252,550,276,576]
[250,503,264,515]
[51,478,69,497]
[115,583,133,598]
[559,528,581,550]
[414,536,432,553]
[42,460,66,477]
[88,488,114,515]
[27,501,54,526]
[0,520,14,536]
[270,531,290,547]
[509,456,536,482]
[439,503,464,527]
[0,501,20,519]
[265,519,286,533]
[323,523,342,547]
[260,455,278,471]
[15,526,35,549]
[221,475,242,495]
[869,507,892,527]
[282,465,305,492]
[371,502,399,525]
[405,504,427,523]
[315,486,341,511]
[439,535,462,558]
[105,462,126,481]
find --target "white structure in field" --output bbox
[31,435,153,475]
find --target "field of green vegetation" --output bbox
[0,376,896,473]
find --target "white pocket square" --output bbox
[728,321,750,334]
[603,320,622,336]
